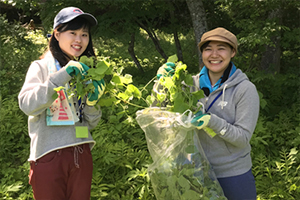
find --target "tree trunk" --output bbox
[168,1,184,62]
[173,31,184,62]
[128,32,144,73]
[260,9,282,74]
[135,18,168,62]
[186,0,208,65]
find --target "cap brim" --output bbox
[53,13,98,30]
[76,13,98,26]
[198,36,235,52]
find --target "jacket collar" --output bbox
[199,62,236,96]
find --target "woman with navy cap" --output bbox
[157,27,259,200]
[18,7,104,200]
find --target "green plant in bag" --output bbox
[150,165,226,200]
[145,131,227,200]
[55,55,204,115]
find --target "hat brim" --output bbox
[66,13,97,27]
[75,13,98,26]
[198,36,237,52]
[53,13,98,30]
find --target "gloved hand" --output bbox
[86,79,105,106]
[65,60,90,79]
[156,62,176,79]
[191,111,211,130]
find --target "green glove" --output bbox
[156,62,176,79]
[191,111,211,130]
[86,79,105,106]
[65,60,90,79]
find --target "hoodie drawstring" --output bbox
[205,84,227,113]
[221,84,228,109]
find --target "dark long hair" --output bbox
[48,17,96,67]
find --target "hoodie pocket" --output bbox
[199,133,232,160]
[211,136,232,156]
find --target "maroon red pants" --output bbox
[29,144,93,200]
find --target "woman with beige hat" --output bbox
[157,27,259,199]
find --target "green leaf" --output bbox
[162,77,174,90]
[160,188,168,198]
[166,175,179,198]
[79,55,93,67]
[76,82,84,97]
[111,75,122,84]
[178,175,190,190]
[99,97,116,107]
[173,94,189,113]
[184,74,194,86]
[176,63,187,72]
[76,73,82,83]
[116,66,124,74]
[146,95,156,106]
[5,183,23,192]
[185,145,196,154]
[120,74,133,85]
[182,190,200,200]
[173,63,187,82]
[125,84,141,98]
[157,92,167,103]
[167,54,178,63]
[95,60,110,75]
[86,68,104,80]
[98,98,114,106]
[51,93,58,100]
[289,184,297,192]
[118,92,129,101]
[190,90,205,109]
[85,82,95,92]
[289,148,298,156]
[191,90,204,101]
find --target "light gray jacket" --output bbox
[18,53,101,161]
[192,69,259,178]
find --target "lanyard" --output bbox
[55,60,84,122]
[205,91,223,113]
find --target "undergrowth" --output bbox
[0,17,299,200]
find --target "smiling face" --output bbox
[54,28,89,59]
[202,41,236,81]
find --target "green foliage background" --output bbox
[0,0,300,199]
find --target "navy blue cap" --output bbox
[53,7,97,30]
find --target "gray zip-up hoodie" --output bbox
[192,69,259,178]
[18,53,101,161]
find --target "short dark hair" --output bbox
[49,17,96,67]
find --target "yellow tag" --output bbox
[203,127,217,138]
[76,126,88,138]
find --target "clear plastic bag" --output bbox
[136,108,227,200]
